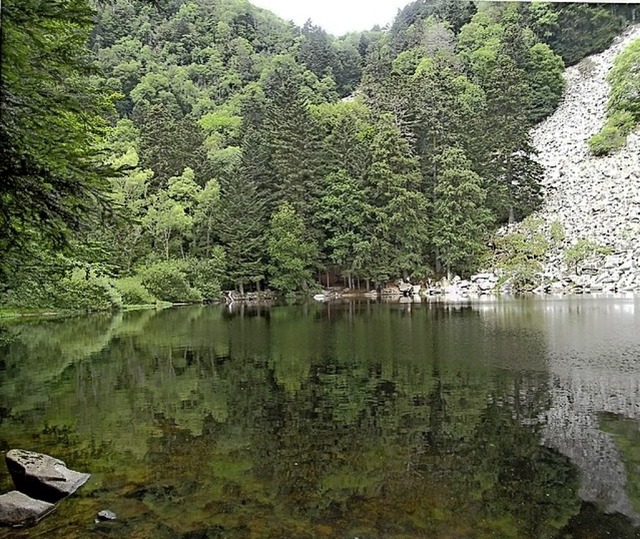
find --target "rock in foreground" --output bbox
[0,491,54,527]
[6,449,90,503]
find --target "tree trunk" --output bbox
[325,272,329,287]
[434,248,442,274]
[239,282,245,295]
[164,235,170,260]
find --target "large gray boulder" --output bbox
[0,491,54,527]
[6,450,90,503]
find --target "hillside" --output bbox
[3,0,640,310]
[526,26,640,294]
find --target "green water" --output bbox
[1,298,640,538]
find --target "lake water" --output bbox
[1,297,640,538]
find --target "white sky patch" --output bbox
[249,0,409,35]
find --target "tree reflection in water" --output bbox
[1,299,639,538]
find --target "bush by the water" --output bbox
[182,250,226,301]
[494,217,550,292]
[113,276,156,305]
[139,261,202,303]
[53,269,122,312]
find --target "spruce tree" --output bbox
[216,175,266,294]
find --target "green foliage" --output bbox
[260,56,324,222]
[363,114,430,282]
[1,0,116,278]
[54,269,123,313]
[549,221,565,244]
[589,38,640,156]
[564,239,612,272]
[526,42,565,122]
[431,148,493,275]
[183,251,227,300]
[576,57,596,78]
[544,4,627,66]
[494,217,550,292]
[139,261,202,303]
[267,203,317,292]
[588,112,635,156]
[113,276,157,306]
[318,170,370,281]
[216,174,267,293]
[5,0,634,304]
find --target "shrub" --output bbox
[113,276,156,305]
[183,250,226,301]
[138,261,202,303]
[493,217,549,293]
[550,221,565,244]
[564,239,613,272]
[53,269,122,312]
[576,58,596,78]
[588,111,635,156]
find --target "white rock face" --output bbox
[530,26,640,292]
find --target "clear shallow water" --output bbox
[0,297,640,538]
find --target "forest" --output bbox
[2,0,639,311]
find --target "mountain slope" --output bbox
[529,26,640,293]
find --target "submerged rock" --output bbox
[97,509,117,521]
[6,449,90,503]
[0,491,54,527]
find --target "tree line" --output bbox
[1,0,638,309]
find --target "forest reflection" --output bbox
[1,299,640,538]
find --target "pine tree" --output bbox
[431,148,493,275]
[1,0,116,277]
[261,57,322,225]
[363,115,430,283]
[317,170,371,286]
[216,175,267,294]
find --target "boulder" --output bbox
[6,450,90,503]
[0,491,54,527]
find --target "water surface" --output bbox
[1,297,640,538]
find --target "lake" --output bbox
[1,297,640,538]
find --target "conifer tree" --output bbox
[431,148,493,275]
[216,175,267,294]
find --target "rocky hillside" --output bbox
[530,25,640,294]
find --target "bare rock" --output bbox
[0,491,54,528]
[6,449,90,503]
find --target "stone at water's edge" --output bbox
[0,491,55,527]
[6,449,90,504]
